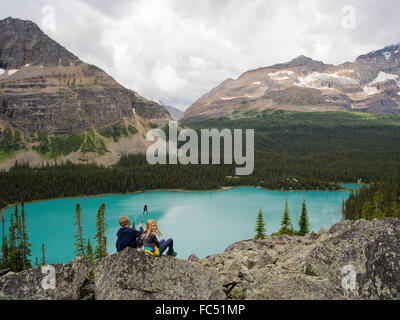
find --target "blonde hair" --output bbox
[119,216,130,227]
[141,219,162,239]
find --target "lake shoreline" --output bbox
[0,183,365,214]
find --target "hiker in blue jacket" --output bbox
[116,216,144,252]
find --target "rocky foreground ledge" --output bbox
[1,218,400,300]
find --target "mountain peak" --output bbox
[286,55,325,66]
[184,41,400,123]
[271,55,325,69]
[0,17,78,69]
[356,43,400,62]
[1,16,34,24]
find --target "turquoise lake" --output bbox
[1,187,354,264]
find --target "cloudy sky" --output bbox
[1,0,400,110]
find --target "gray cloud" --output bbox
[1,0,400,110]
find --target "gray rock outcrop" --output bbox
[1,219,400,300]
[201,218,400,300]
[94,247,225,300]
[0,256,91,300]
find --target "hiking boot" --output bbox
[167,250,177,257]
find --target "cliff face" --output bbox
[0,17,170,136]
[1,218,400,300]
[183,45,400,123]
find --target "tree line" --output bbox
[342,172,400,221]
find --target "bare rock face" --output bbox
[2,219,400,300]
[0,256,91,300]
[0,17,170,136]
[94,247,225,300]
[201,218,400,300]
[183,45,400,123]
[0,17,78,69]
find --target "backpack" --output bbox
[144,246,160,257]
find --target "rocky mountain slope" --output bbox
[160,101,184,120]
[1,218,400,300]
[183,45,400,123]
[0,17,171,168]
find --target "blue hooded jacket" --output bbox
[116,227,144,252]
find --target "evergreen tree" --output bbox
[254,209,267,239]
[95,203,108,262]
[86,239,95,268]
[298,199,310,236]
[390,192,398,218]
[73,204,86,257]
[373,191,384,219]
[18,203,32,269]
[40,243,46,266]
[278,198,294,235]
[35,257,39,267]
[8,206,18,271]
[361,202,372,220]
[1,215,8,269]
[14,206,22,270]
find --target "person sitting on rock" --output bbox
[141,219,177,257]
[116,216,144,252]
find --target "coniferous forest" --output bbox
[0,111,400,219]
[342,173,400,220]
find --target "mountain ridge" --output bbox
[0,16,171,135]
[183,43,400,123]
[159,101,184,120]
[0,17,171,168]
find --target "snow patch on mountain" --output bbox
[0,68,4,75]
[383,52,392,60]
[363,85,380,96]
[8,69,18,75]
[221,95,252,101]
[372,71,398,84]
[363,72,400,96]
[268,70,294,81]
[294,72,356,90]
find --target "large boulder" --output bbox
[0,256,91,300]
[94,247,225,300]
[304,218,400,299]
[2,219,400,300]
[201,218,400,300]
